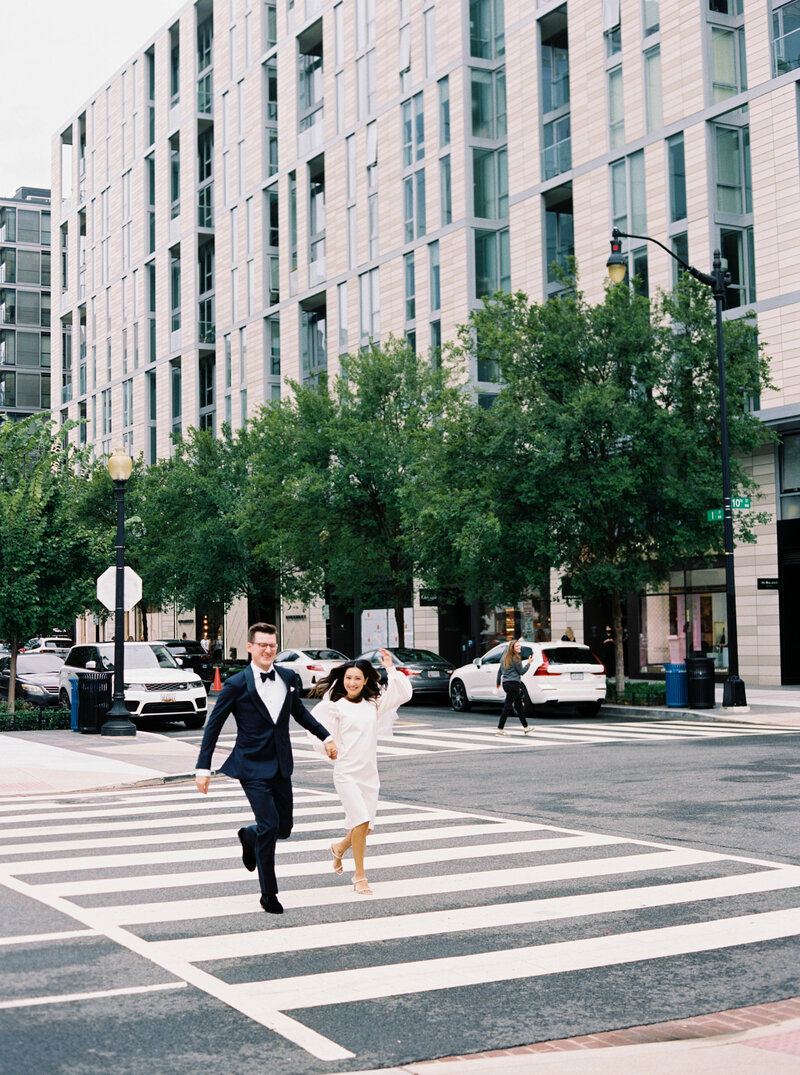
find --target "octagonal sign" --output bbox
[96,566,143,612]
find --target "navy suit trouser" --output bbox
[239,775,293,896]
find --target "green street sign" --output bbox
[706,498,751,521]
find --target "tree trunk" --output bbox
[393,597,406,649]
[140,604,149,641]
[8,638,19,715]
[612,589,626,697]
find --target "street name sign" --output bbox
[96,566,143,612]
[706,497,751,521]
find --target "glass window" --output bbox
[712,26,746,101]
[474,227,510,299]
[438,76,450,147]
[440,156,452,225]
[404,251,416,322]
[17,210,40,244]
[772,0,800,76]
[715,125,751,214]
[608,66,625,149]
[668,133,687,222]
[429,240,440,311]
[644,47,663,132]
[642,0,659,35]
[470,0,505,60]
[473,147,508,219]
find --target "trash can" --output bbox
[686,656,716,710]
[664,663,688,707]
[76,672,113,733]
[69,676,80,731]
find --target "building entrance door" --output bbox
[780,559,800,685]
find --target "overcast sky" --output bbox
[2,1,176,197]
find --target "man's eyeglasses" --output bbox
[252,642,278,650]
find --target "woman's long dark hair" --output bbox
[310,659,382,702]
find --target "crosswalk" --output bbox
[2,781,800,1063]
[180,715,800,763]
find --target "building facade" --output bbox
[53,0,800,683]
[0,187,52,421]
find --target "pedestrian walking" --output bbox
[495,638,534,736]
[311,649,413,895]
[194,622,337,914]
[561,627,575,642]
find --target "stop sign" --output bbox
[96,566,143,612]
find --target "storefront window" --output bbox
[479,595,551,654]
[637,567,728,673]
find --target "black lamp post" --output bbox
[606,228,747,708]
[101,447,137,736]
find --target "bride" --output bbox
[310,649,413,894]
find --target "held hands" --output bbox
[195,774,211,794]
[378,648,394,669]
[324,740,338,760]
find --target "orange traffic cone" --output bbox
[211,666,222,692]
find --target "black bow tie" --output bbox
[260,669,276,682]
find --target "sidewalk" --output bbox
[1,696,799,1073]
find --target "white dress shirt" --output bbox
[255,666,287,717]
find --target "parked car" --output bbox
[356,647,454,697]
[22,635,73,657]
[58,643,207,728]
[449,640,606,717]
[0,652,64,707]
[153,639,214,689]
[274,647,350,693]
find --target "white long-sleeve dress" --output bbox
[313,669,413,832]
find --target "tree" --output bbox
[425,274,773,691]
[244,338,464,646]
[0,417,105,711]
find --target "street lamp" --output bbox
[102,447,137,736]
[606,227,747,709]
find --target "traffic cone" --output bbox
[211,666,222,692]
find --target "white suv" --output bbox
[449,641,606,717]
[58,643,207,729]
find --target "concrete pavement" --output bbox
[1,690,799,1073]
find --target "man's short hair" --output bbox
[248,622,278,643]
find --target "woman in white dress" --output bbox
[311,649,413,895]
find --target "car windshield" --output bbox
[18,654,64,673]
[305,649,348,660]
[392,648,445,664]
[542,647,603,666]
[96,645,178,670]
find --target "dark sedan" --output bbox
[0,652,64,707]
[356,647,454,697]
[153,639,214,689]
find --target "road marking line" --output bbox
[26,834,626,894]
[233,906,800,1011]
[0,929,98,947]
[0,981,186,1010]
[153,867,800,963]
[83,848,723,926]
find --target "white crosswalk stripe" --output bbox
[1,782,800,1063]
[179,716,800,762]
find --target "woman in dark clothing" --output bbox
[495,638,534,736]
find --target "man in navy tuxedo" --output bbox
[195,622,337,914]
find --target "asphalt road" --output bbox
[1,701,799,1074]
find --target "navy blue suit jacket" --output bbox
[195,664,330,781]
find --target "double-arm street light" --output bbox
[101,447,137,736]
[606,228,747,709]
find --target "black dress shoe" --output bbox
[260,894,284,914]
[238,828,256,872]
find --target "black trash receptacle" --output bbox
[77,672,113,733]
[685,656,716,709]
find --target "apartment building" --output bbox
[0,187,52,421]
[53,0,800,683]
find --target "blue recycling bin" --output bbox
[664,663,688,707]
[69,676,80,731]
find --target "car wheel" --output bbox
[577,701,601,717]
[449,679,471,712]
[183,715,206,729]
[59,689,71,708]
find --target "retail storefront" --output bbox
[636,564,729,676]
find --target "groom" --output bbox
[195,622,337,914]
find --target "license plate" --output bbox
[570,672,583,681]
[428,671,443,678]
[161,694,176,703]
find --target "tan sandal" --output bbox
[353,876,373,895]
[329,842,344,874]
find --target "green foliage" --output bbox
[422,273,774,689]
[0,416,105,710]
[244,338,465,643]
[0,705,72,731]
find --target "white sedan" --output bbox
[274,647,350,692]
[449,640,606,717]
